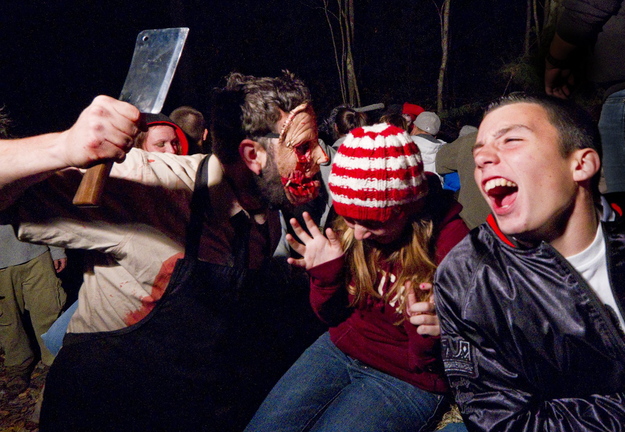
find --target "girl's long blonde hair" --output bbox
[335,212,437,322]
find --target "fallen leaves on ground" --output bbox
[0,351,48,432]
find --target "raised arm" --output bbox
[0,95,140,209]
[545,0,623,99]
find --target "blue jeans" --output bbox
[599,89,625,193]
[41,299,78,356]
[245,332,447,432]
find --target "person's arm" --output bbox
[0,95,140,209]
[287,212,350,325]
[308,255,351,326]
[545,0,623,98]
[545,33,577,99]
[403,203,469,371]
[48,245,67,273]
[435,137,458,175]
[436,262,625,431]
[404,282,443,372]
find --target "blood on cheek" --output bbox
[279,147,313,176]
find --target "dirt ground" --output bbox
[0,350,47,432]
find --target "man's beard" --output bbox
[252,153,292,211]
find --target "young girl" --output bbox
[246,123,469,432]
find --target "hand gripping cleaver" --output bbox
[72,27,189,207]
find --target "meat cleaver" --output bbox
[72,27,189,207]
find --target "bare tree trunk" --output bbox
[524,0,531,56]
[345,0,360,106]
[532,0,541,47]
[320,0,360,106]
[543,0,561,30]
[323,0,346,102]
[437,0,451,112]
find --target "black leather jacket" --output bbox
[435,215,625,431]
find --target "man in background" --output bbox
[0,109,67,399]
[545,0,625,207]
[410,111,446,178]
[170,105,209,154]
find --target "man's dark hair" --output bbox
[485,93,602,193]
[170,106,205,143]
[210,71,311,164]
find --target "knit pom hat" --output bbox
[402,103,425,122]
[329,123,428,222]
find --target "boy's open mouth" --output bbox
[484,178,518,210]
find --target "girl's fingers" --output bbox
[409,313,438,326]
[287,257,306,268]
[289,218,312,243]
[302,212,322,236]
[325,227,340,245]
[286,233,306,255]
[409,301,436,315]
[418,282,436,305]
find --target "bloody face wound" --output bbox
[273,103,327,206]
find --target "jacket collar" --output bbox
[486,196,623,250]
[486,214,517,248]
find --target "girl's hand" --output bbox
[406,282,440,337]
[286,212,344,270]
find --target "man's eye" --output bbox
[155,142,165,147]
[295,142,312,155]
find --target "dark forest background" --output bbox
[1,0,546,139]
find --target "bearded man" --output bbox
[2,71,327,431]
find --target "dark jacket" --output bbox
[435,214,625,431]
[558,0,625,96]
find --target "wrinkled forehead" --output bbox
[277,103,318,148]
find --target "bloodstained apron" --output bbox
[40,157,268,431]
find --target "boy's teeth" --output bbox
[485,178,517,192]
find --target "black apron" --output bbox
[40,157,272,431]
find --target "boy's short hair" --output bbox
[485,93,602,194]
[485,93,601,158]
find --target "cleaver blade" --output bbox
[72,27,189,207]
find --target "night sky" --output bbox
[1,0,529,138]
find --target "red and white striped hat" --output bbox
[329,123,427,222]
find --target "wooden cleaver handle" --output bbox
[72,161,114,207]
